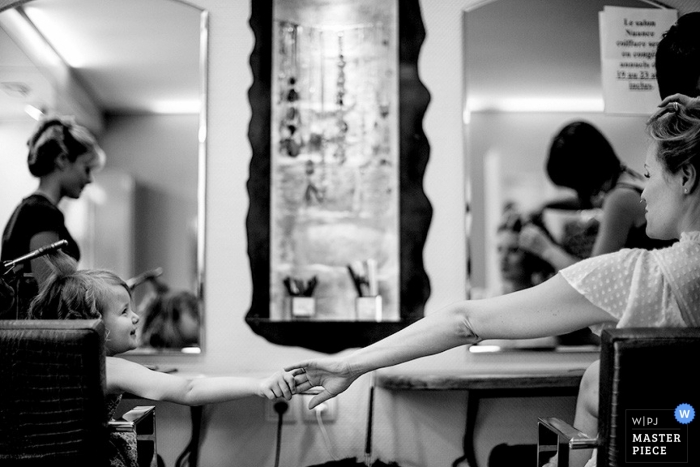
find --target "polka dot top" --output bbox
[560,231,700,334]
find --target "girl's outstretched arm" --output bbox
[106,359,299,405]
[289,274,615,408]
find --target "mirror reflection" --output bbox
[0,0,207,354]
[464,0,657,350]
[270,0,400,322]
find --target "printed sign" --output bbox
[599,6,677,115]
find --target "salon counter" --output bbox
[374,348,598,467]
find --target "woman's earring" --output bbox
[684,188,689,194]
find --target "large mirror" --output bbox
[246,0,431,353]
[464,0,663,350]
[0,0,208,354]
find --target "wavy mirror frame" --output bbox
[246,0,432,354]
[0,0,209,355]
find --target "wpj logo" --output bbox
[626,404,694,463]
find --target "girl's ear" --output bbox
[55,152,69,171]
[681,163,698,194]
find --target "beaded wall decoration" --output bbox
[270,0,399,322]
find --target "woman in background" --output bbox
[139,290,201,349]
[519,121,673,271]
[1,115,104,316]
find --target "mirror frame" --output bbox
[245,0,432,354]
[0,0,209,355]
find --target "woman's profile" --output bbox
[1,115,105,316]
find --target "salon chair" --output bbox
[537,327,700,467]
[0,319,157,467]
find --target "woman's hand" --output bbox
[519,224,577,270]
[285,357,358,409]
[518,224,555,258]
[649,93,700,122]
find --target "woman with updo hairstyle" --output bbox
[1,115,105,316]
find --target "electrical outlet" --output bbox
[301,394,337,423]
[265,398,297,423]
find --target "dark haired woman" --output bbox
[1,115,105,316]
[519,120,673,272]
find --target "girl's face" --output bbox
[102,284,140,355]
[641,144,683,240]
[61,151,96,199]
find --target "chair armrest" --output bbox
[539,417,599,450]
[109,406,156,434]
[537,417,598,467]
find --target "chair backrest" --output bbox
[0,319,109,467]
[597,327,700,467]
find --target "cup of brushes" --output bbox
[284,276,317,318]
[347,259,382,322]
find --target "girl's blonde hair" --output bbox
[28,251,130,321]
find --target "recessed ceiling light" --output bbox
[0,82,31,98]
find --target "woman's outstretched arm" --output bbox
[289,274,615,408]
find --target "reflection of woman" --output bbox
[479,209,558,349]
[287,107,700,467]
[139,290,200,349]
[519,121,673,271]
[1,116,104,315]
[132,271,200,349]
[496,210,554,294]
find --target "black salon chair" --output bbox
[537,327,700,467]
[0,319,157,467]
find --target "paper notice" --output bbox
[599,6,677,115]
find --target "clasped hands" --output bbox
[260,357,357,409]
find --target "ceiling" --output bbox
[0,0,203,123]
[0,0,695,126]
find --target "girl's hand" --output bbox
[285,357,358,409]
[258,369,299,400]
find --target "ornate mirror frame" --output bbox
[246,0,431,353]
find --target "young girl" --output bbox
[28,252,299,467]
